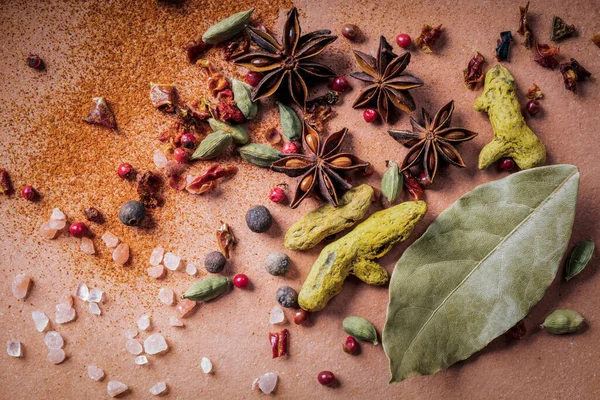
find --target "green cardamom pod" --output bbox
[381,161,402,203]
[202,8,254,45]
[208,118,248,145]
[541,309,585,334]
[342,316,379,345]
[232,79,258,120]
[190,130,233,160]
[278,102,302,141]
[238,143,282,168]
[182,276,231,302]
[565,239,595,281]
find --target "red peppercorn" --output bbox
[343,336,358,354]
[21,186,37,201]
[363,108,378,123]
[282,141,300,154]
[331,76,349,92]
[117,163,134,179]
[233,274,249,288]
[245,71,263,87]
[395,33,412,49]
[69,222,88,238]
[526,99,540,116]
[418,172,432,187]
[269,187,286,203]
[317,371,335,386]
[180,133,197,149]
[294,309,309,325]
[499,158,515,171]
[173,148,189,163]
[341,24,359,41]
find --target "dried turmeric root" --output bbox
[475,65,546,170]
[298,201,427,312]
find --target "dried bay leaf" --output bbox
[383,164,580,383]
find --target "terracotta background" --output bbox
[1,0,599,398]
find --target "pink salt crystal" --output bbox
[137,315,151,331]
[50,208,66,220]
[175,299,197,318]
[124,329,138,339]
[258,372,278,394]
[88,289,104,303]
[80,237,95,255]
[61,293,74,307]
[169,316,184,327]
[134,355,148,365]
[40,222,59,239]
[158,288,174,305]
[153,149,168,169]
[89,302,101,316]
[48,219,66,230]
[11,274,32,299]
[149,382,167,396]
[126,339,143,355]
[47,348,66,364]
[113,243,130,265]
[7,340,22,357]
[102,231,120,248]
[76,282,89,301]
[55,303,76,324]
[149,247,164,266]
[88,365,105,381]
[32,311,49,332]
[45,331,64,349]
[107,381,129,397]
[147,265,166,279]
[185,263,198,276]
[143,333,168,355]
[163,252,181,271]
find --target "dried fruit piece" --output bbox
[216,223,235,259]
[550,15,575,41]
[416,24,443,53]
[534,43,559,69]
[83,97,117,129]
[559,58,591,93]
[463,52,485,90]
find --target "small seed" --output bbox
[300,175,314,192]
[330,156,353,168]
[251,57,273,67]
[285,159,309,169]
[305,133,319,153]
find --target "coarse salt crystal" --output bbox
[76,282,89,301]
[169,316,184,327]
[200,357,213,374]
[55,303,76,324]
[102,231,120,248]
[258,372,278,394]
[47,348,66,364]
[48,219,66,230]
[89,302,101,316]
[40,222,59,239]
[32,311,49,332]
[7,340,22,357]
[163,252,181,271]
[88,289,104,303]
[124,329,138,339]
[107,381,128,397]
[45,331,64,349]
[134,355,148,365]
[158,288,174,305]
[147,265,166,279]
[51,208,66,220]
[113,243,130,265]
[175,299,197,318]
[149,381,167,396]
[80,237,95,254]
[126,339,143,355]
[185,263,198,276]
[88,365,105,381]
[61,293,74,307]
[153,149,168,169]
[149,247,164,266]
[186,175,195,186]
[11,274,32,299]
[269,306,286,325]
[144,333,168,355]
[137,315,151,331]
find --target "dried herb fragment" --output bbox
[550,15,576,41]
[565,240,595,281]
[271,122,370,208]
[222,33,250,60]
[559,58,591,93]
[234,7,337,110]
[533,43,559,69]
[517,2,534,49]
[0,169,13,195]
[216,222,236,259]
[463,52,486,90]
[495,31,513,61]
[149,83,177,112]
[592,34,600,48]
[278,102,302,141]
[416,24,443,54]
[27,54,45,70]
[304,91,339,132]
[350,36,423,123]
[83,97,117,130]
[184,39,211,63]
[388,101,478,183]
[84,207,103,223]
[137,171,163,208]
[269,329,289,358]
[403,171,424,200]
[505,319,526,340]
[186,165,238,194]
[526,83,543,100]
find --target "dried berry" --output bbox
[265,252,291,276]
[526,100,540,116]
[84,207,103,223]
[117,163,134,179]
[21,186,37,201]
[343,336,358,354]
[317,371,335,386]
[275,286,298,308]
[294,309,309,325]
[204,251,226,273]
[331,76,349,92]
[173,148,189,163]
[341,24,359,41]
[498,158,515,172]
[395,33,412,49]
[282,142,300,155]
[180,133,197,149]
[233,274,249,288]
[269,187,286,204]
[245,205,272,233]
[245,71,263,87]
[363,108,377,123]
[118,200,146,226]
[69,222,88,238]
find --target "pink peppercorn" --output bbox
[317,371,335,386]
[21,186,37,201]
[180,133,197,149]
[282,142,300,154]
[173,148,189,163]
[342,336,358,354]
[69,222,88,238]
[233,274,249,288]
[269,186,286,203]
[499,158,515,171]
[331,76,349,92]
[363,108,377,123]
[395,33,412,49]
[245,71,263,87]
[117,163,134,179]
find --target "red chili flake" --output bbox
[526,83,543,100]
[150,83,178,113]
[137,171,163,208]
[184,39,211,64]
[269,329,289,358]
[463,52,486,91]
[416,24,443,54]
[215,99,245,124]
[216,222,236,259]
[186,165,238,194]
[163,161,186,178]
[83,97,117,130]
[0,169,13,195]
[559,58,591,93]
[158,121,186,144]
[167,174,187,191]
[505,319,526,340]
[403,171,424,200]
[517,2,534,49]
[222,34,250,60]
[533,43,559,69]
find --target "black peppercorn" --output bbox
[245,205,273,233]
[275,286,298,308]
[205,251,226,273]
[118,200,146,226]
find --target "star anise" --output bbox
[350,36,423,123]
[271,122,370,208]
[388,101,478,183]
[234,7,337,110]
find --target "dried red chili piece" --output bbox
[184,39,211,64]
[150,83,178,113]
[222,34,250,60]
[559,58,591,93]
[517,2,534,49]
[0,169,13,195]
[533,43,559,69]
[403,171,424,200]
[269,329,289,358]
[416,24,443,54]
[202,63,229,96]
[83,97,117,130]
[216,222,236,258]
[463,52,486,90]
[526,83,543,100]
[505,319,526,340]
[212,90,244,124]
[186,165,238,194]
[137,171,163,208]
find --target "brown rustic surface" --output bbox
[0,0,598,398]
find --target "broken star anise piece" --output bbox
[350,36,423,123]
[234,7,337,110]
[388,100,478,183]
[271,122,370,208]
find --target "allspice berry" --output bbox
[118,200,145,226]
[275,286,298,308]
[205,251,226,273]
[245,205,273,233]
[265,252,291,276]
